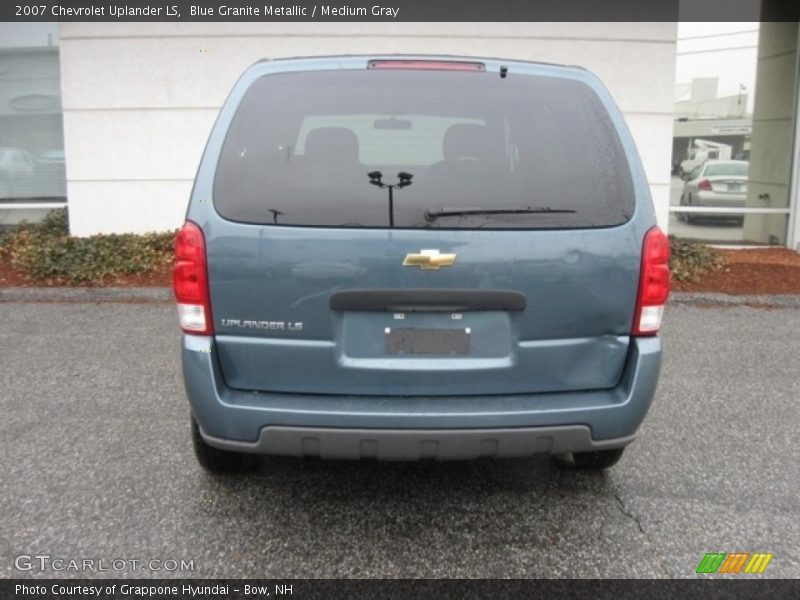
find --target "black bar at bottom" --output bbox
[3,579,800,600]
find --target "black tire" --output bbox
[677,195,687,222]
[553,447,625,471]
[685,194,695,224]
[191,416,256,474]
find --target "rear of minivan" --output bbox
[176,56,669,473]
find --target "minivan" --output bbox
[175,55,670,473]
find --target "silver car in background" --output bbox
[678,160,749,224]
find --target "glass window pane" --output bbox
[669,211,788,245]
[213,69,634,229]
[704,162,748,177]
[671,20,799,246]
[0,23,66,226]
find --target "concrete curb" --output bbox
[0,287,173,302]
[2,287,800,308]
[669,292,800,309]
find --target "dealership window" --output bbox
[670,20,800,247]
[0,23,66,228]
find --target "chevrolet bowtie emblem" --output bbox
[402,249,457,270]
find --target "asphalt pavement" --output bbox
[1,299,798,578]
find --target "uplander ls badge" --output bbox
[221,319,303,331]
[403,249,457,270]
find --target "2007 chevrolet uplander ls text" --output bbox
[174,55,670,473]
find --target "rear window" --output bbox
[704,162,748,177]
[213,68,634,229]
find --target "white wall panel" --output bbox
[63,109,216,181]
[67,180,192,236]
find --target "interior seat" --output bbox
[419,123,508,203]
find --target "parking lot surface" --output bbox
[1,300,798,578]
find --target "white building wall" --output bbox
[59,22,677,236]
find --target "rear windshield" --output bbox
[705,162,748,177]
[213,68,634,229]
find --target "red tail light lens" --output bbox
[173,221,213,334]
[632,226,670,336]
[367,60,485,72]
[697,178,712,191]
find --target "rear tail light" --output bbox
[632,226,670,336]
[173,221,213,335]
[697,178,712,191]
[367,60,485,72]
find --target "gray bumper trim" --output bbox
[199,424,636,461]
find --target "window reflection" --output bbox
[670,21,799,245]
[0,23,65,227]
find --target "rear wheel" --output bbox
[191,416,256,474]
[685,194,696,224]
[553,447,625,470]
[677,194,687,222]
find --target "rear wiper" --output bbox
[424,206,577,222]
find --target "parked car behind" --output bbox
[176,55,670,473]
[679,160,749,224]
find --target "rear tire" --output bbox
[685,194,695,224]
[191,416,256,474]
[553,447,625,471]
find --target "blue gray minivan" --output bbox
[175,56,670,473]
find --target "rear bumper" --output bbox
[198,424,635,460]
[182,335,661,460]
[693,191,746,207]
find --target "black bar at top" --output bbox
[3,0,799,22]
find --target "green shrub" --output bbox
[1,208,176,284]
[669,236,725,282]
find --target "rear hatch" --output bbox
[204,60,643,396]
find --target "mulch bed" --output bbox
[0,261,172,288]
[3,249,800,295]
[673,248,800,295]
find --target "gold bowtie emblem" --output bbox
[402,249,457,270]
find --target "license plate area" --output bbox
[338,312,510,360]
[385,327,470,355]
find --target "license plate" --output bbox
[385,327,470,355]
[728,183,741,191]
